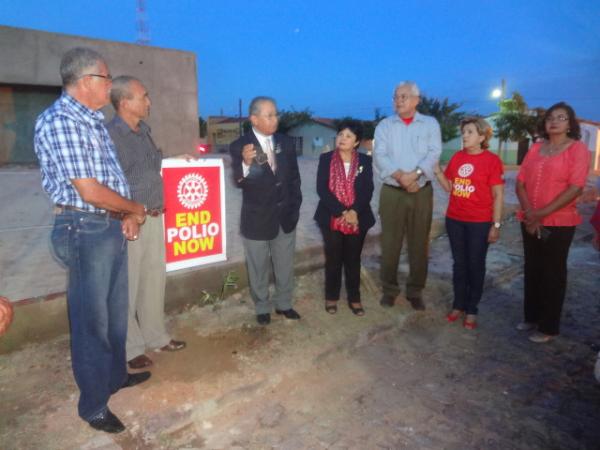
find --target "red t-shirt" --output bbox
[444,149,504,222]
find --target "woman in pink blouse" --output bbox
[516,102,591,343]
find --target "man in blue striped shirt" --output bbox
[34,47,149,434]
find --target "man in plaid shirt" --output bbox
[34,48,148,434]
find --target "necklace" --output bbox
[544,138,570,155]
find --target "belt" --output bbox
[54,204,124,220]
[146,208,164,217]
[385,181,431,191]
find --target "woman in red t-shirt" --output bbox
[434,117,504,329]
[515,102,591,343]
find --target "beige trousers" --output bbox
[126,215,170,360]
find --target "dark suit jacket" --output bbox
[230,131,302,240]
[314,151,376,233]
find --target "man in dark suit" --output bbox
[229,96,303,325]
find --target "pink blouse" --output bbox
[517,141,590,226]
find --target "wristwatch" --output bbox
[416,167,424,177]
[493,222,502,229]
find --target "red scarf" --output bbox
[329,149,359,235]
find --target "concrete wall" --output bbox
[0,25,199,158]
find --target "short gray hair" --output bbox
[110,75,140,110]
[60,47,105,87]
[249,96,277,116]
[393,81,420,97]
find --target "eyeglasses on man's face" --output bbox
[392,93,417,102]
[82,73,113,82]
[254,113,280,120]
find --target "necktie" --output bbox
[265,138,276,172]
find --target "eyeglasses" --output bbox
[82,73,113,82]
[255,113,279,119]
[392,94,416,102]
[545,115,569,123]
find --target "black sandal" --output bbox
[325,301,338,314]
[349,303,365,316]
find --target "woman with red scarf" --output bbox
[314,121,375,315]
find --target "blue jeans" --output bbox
[445,217,491,315]
[51,210,129,421]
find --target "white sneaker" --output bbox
[594,352,600,383]
[528,331,555,343]
[516,322,536,331]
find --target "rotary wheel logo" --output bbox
[458,163,474,178]
[177,173,208,209]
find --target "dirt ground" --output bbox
[1,209,600,449]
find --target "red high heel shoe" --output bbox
[446,311,462,323]
[463,317,477,330]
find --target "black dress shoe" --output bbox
[275,308,301,320]
[256,313,271,325]
[88,408,125,433]
[122,371,151,388]
[380,294,395,308]
[408,297,426,311]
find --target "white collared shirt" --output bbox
[242,128,275,177]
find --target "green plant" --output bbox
[197,270,239,306]
[220,270,239,300]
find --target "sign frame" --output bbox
[161,157,227,272]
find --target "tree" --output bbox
[239,108,313,135]
[417,96,465,142]
[494,92,540,143]
[277,108,313,134]
[493,92,544,161]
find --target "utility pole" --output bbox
[135,0,150,45]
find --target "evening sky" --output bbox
[2,0,599,120]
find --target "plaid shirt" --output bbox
[34,94,131,213]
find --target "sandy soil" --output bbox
[1,207,599,450]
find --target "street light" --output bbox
[492,79,507,161]
[491,79,506,100]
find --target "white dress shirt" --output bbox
[242,128,275,177]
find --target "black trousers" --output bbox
[521,224,575,335]
[320,226,367,302]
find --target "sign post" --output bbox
[161,158,227,272]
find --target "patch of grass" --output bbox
[197,270,239,307]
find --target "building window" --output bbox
[0,84,61,165]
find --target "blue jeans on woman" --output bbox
[445,217,491,315]
[51,210,129,422]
